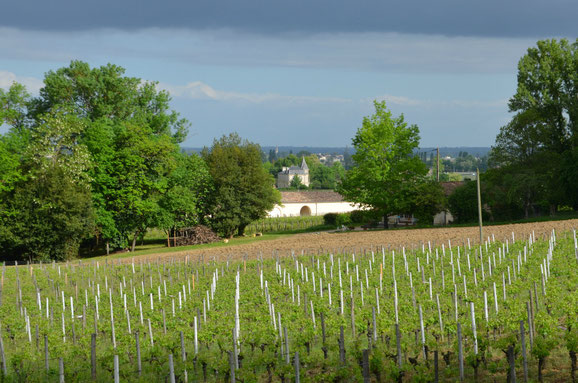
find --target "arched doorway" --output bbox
[300,206,311,217]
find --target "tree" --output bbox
[508,39,577,152]
[157,152,213,240]
[0,83,30,194]
[202,133,280,237]
[0,166,95,261]
[490,39,578,213]
[338,101,429,227]
[289,174,308,189]
[404,181,446,225]
[33,61,189,251]
[0,106,95,261]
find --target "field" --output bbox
[0,220,577,382]
[131,219,578,262]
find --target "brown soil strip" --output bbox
[135,219,578,262]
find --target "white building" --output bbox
[268,190,357,217]
[277,157,309,188]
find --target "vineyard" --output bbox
[244,216,325,236]
[0,227,577,382]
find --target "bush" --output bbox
[349,210,367,224]
[335,213,352,228]
[323,213,338,226]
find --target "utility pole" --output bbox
[476,168,483,244]
[436,147,440,182]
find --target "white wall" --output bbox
[267,201,358,217]
[277,173,309,188]
[433,211,454,225]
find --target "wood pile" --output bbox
[174,225,220,246]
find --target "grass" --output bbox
[84,222,337,262]
[87,233,286,261]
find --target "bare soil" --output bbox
[141,219,578,261]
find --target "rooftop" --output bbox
[280,190,345,204]
[440,181,465,196]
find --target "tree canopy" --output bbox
[338,101,440,226]
[489,38,578,215]
[202,133,280,238]
[0,61,215,260]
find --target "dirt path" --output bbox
[137,219,578,262]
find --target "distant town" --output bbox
[184,146,490,185]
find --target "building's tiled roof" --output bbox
[440,181,465,196]
[280,190,345,203]
[279,163,307,175]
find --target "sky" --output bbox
[0,1,576,148]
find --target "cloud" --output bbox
[0,28,538,75]
[163,81,508,113]
[160,81,352,104]
[372,94,507,109]
[0,71,43,93]
[374,95,423,107]
[0,0,576,38]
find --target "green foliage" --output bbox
[266,153,345,190]
[403,180,446,225]
[35,61,189,251]
[448,180,481,223]
[349,210,367,224]
[309,158,344,189]
[0,165,95,261]
[490,38,578,214]
[323,213,339,226]
[203,133,280,238]
[335,213,352,228]
[0,82,31,131]
[289,174,307,189]
[338,101,429,225]
[0,225,577,381]
[0,61,195,258]
[157,152,213,231]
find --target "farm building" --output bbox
[268,190,357,217]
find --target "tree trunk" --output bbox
[538,357,544,382]
[524,202,529,219]
[383,213,389,229]
[131,232,139,253]
[570,350,576,383]
[505,345,516,383]
[549,204,556,216]
[167,230,170,248]
[106,241,110,256]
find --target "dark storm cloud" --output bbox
[1,0,576,37]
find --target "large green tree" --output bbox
[203,133,280,237]
[338,101,430,227]
[33,61,189,251]
[157,152,213,240]
[0,104,95,261]
[490,39,578,213]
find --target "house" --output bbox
[277,157,310,188]
[268,190,357,217]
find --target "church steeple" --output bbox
[301,157,309,171]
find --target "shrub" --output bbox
[349,210,367,224]
[335,213,352,228]
[323,213,338,226]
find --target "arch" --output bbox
[300,205,312,217]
